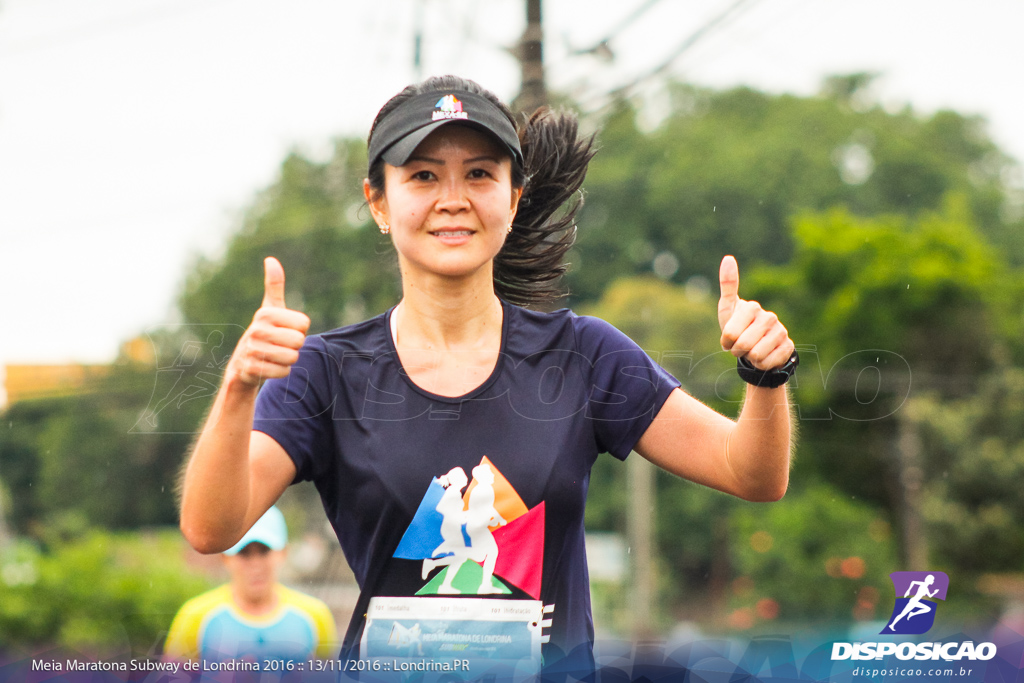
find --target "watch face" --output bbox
[777,350,799,373]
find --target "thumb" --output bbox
[262,256,286,308]
[717,255,740,330]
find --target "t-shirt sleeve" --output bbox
[311,599,340,659]
[163,599,202,661]
[573,315,682,460]
[252,335,335,483]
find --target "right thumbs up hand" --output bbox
[228,257,311,388]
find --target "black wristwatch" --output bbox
[736,350,799,388]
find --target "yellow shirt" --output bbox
[164,584,338,662]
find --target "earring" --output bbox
[379,223,390,235]
[507,221,514,234]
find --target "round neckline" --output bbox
[383,299,510,403]
[227,585,284,625]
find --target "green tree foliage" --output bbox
[582,277,904,627]
[917,369,1024,575]
[180,140,400,350]
[746,206,1020,512]
[0,348,208,536]
[579,204,1020,623]
[730,484,896,625]
[0,142,399,541]
[751,203,1012,382]
[569,78,1022,305]
[0,531,212,655]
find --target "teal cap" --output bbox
[224,506,288,555]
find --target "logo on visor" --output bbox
[432,94,469,121]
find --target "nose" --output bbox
[435,176,470,213]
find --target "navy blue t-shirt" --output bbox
[252,300,680,668]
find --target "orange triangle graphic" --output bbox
[463,455,528,530]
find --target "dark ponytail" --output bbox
[496,108,595,306]
[367,76,596,307]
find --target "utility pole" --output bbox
[513,0,547,114]
[628,454,657,639]
[412,0,425,81]
[897,403,928,571]
[0,488,11,550]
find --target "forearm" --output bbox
[179,374,261,553]
[178,257,307,552]
[726,384,793,501]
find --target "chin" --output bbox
[407,254,499,280]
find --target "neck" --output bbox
[232,585,279,616]
[396,270,502,350]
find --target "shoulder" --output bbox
[277,585,337,634]
[570,312,624,339]
[503,303,641,358]
[504,302,579,350]
[566,311,646,357]
[278,585,333,619]
[509,303,626,339]
[317,311,390,350]
[276,311,391,383]
[165,584,232,657]
[290,310,392,374]
[175,584,233,619]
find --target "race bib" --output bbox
[361,596,543,679]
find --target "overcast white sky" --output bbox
[2,0,1023,401]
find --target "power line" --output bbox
[569,0,665,59]
[579,0,762,114]
[674,0,815,77]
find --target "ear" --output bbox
[509,186,524,223]
[364,178,389,226]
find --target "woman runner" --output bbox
[178,75,797,678]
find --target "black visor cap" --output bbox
[368,90,523,171]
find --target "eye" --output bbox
[411,170,435,182]
[468,168,492,180]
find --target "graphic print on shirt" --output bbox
[393,456,545,599]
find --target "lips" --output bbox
[428,229,475,236]
[427,228,477,245]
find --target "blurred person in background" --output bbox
[177,75,797,677]
[164,506,337,663]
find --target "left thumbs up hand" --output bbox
[718,255,795,371]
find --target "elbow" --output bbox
[741,478,789,503]
[180,518,235,555]
[760,483,789,503]
[179,492,244,554]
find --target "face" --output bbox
[222,542,285,604]
[365,125,523,283]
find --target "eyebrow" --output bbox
[463,155,501,165]
[406,154,444,164]
[404,155,502,165]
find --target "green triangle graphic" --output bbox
[416,562,512,596]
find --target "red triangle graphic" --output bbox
[490,501,545,599]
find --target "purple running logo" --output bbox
[882,571,949,635]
